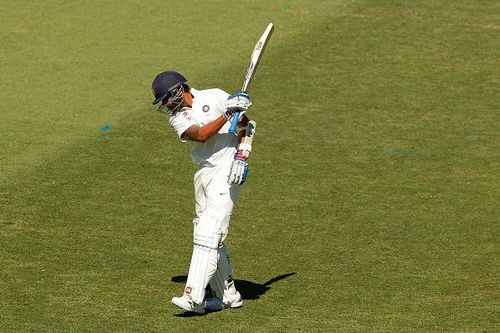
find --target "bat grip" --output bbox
[229,111,240,134]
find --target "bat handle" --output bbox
[229,111,240,134]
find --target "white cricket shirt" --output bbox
[169,88,238,167]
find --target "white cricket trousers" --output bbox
[183,161,242,303]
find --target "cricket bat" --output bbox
[229,23,274,134]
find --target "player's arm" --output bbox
[228,116,256,185]
[181,116,227,143]
[237,114,250,144]
[182,93,251,143]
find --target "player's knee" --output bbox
[193,211,223,249]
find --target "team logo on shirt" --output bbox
[202,105,210,112]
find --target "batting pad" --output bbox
[185,244,218,304]
[209,244,239,302]
[209,244,230,300]
[193,212,222,249]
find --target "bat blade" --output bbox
[241,23,274,93]
[229,23,274,134]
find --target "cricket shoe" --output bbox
[205,292,243,312]
[223,291,243,309]
[171,296,205,315]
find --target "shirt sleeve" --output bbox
[169,109,195,142]
[213,89,230,115]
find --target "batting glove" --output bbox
[224,93,252,120]
[228,150,249,185]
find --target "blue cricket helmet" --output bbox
[151,70,188,105]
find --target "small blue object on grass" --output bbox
[99,125,113,132]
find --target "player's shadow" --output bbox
[171,272,296,316]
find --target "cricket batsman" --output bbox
[151,70,256,314]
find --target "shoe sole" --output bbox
[172,298,206,314]
[224,300,243,309]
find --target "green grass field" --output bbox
[1,0,499,331]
